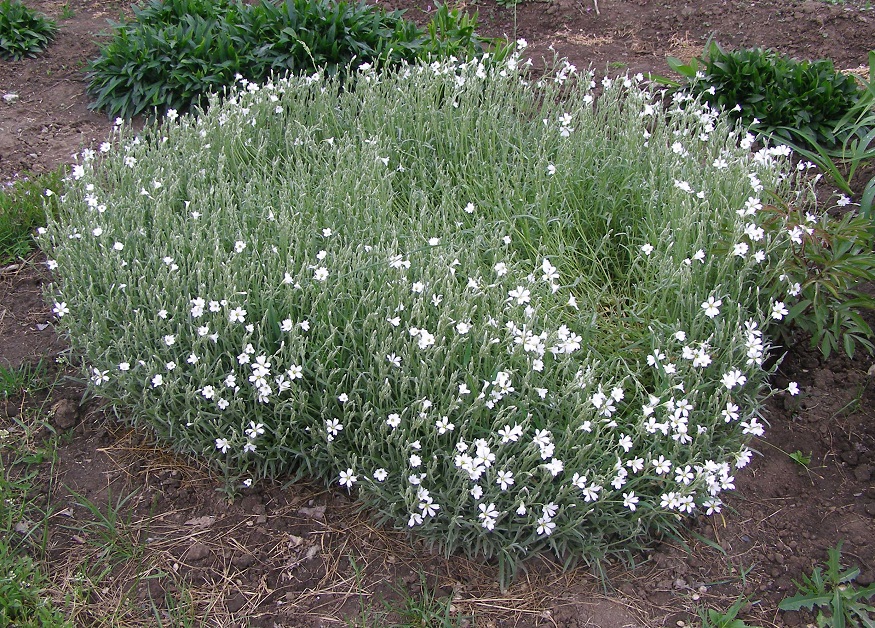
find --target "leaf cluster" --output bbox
[779,542,875,628]
[699,596,763,628]
[86,0,499,119]
[668,41,865,150]
[0,0,57,60]
[761,200,875,358]
[774,52,875,219]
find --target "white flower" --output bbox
[374,468,388,482]
[387,413,401,429]
[721,369,747,390]
[836,194,851,207]
[52,302,69,317]
[90,368,109,386]
[640,243,654,256]
[622,491,639,511]
[234,240,246,253]
[652,455,672,475]
[536,517,556,536]
[544,459,564,477]
[701,296,722,318]
[229,307,246,323]
[722,402,740,423]
[464,202,475,214]
[787,382,800,396]
[771,301,789,321]
[151,374,164,387]
[581,483,601,502]
[508,286,531,305]
[339,468,357,489]
[496,470,515,490]
[547,163,556,175]
[494,262,508,276]
[435,416,455,434]
[313,267,329,281]
[215,438,230,453]
[477,502,498,530]
[163,334,175,346]
[325,418,343,439]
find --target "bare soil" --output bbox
[1,1,874,626]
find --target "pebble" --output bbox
[52,398,79,429]
[186,541,212,562]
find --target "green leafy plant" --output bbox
[0,0,57,60]
[0,543,70,627]
[0,168,64,264]
[699,596,763,628]
[779,542,875,627]
[788,450,812,466]
[759,198,875,358]
[772,51,875,219]
[86,0,502,119]
[44,56,807,586]
[663,43,875,217]
[666,40,865,149]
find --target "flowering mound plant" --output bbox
[41,47,806,583]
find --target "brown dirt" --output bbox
[2,1,874,626]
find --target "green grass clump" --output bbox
[86,0,502,120]
[43,53,809,584]
[0,387,68,627]
[0,0,57,60]
[0,169,64,264]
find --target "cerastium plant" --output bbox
[42,49,809,585]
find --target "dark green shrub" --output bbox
[668,41,865,149]
[86,0,499,119]
[0,0,57,60]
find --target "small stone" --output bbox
[226,593,246,613]
[298,505,326,520]
[52,398,80,429]
[853,464,872,483]
[841,450,859,465]
[186,541,212,562]
[2,93,18,103]
[232,553,256,569]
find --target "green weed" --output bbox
[779,541,875,627]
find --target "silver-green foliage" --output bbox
[41,53,803,581]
